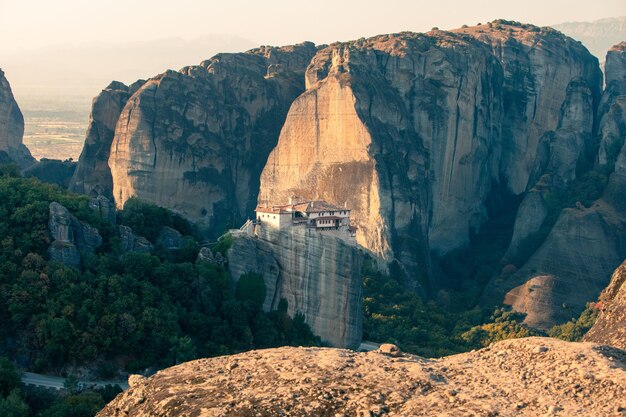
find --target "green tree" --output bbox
[0,389,29,417]
[0,357,21,397]
[40,392,105,417]
[236,272,266,312]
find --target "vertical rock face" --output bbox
[584,260,626,349]
[602,43,626,216]
[455,24,602,194]
[0,69,34,168]
[259,23,600,286]
[227,226,363,348]
[108,43,317,236]
[70,81,142,197]
[261,32,502,287]
[489,42,626,328]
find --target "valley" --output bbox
[0,5,625,417]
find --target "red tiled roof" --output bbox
[256,200,351,214]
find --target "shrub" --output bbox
[548,304,599,341]
[236,272,266,312]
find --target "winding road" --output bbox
[21,371,129,391]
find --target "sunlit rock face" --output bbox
[97,338,626,417]
[259,23,601,287]
[0,69,34,168]
[584,260,626,350]
[108,43,317,236]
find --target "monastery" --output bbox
[254,199,355,234]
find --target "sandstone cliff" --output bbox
[259,23,601,287]
[227,225,363,348]
[97,337,626,417]
[488,41,626,329]
[70,81,142,197]
[0,69,34,168]
[584,261,626,350]
[107,43,317,236]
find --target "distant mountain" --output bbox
[553,16,626,60]
[0,34,257,101]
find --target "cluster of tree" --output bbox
[363,261,599,358]
[0,168,319,381]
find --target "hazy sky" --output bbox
[1,0,624,51]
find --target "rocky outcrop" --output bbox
[88,195,116,224]
[585,261,626,350]
[97,337,626,417]
[228,225,363,348]
[488,42,626,329]
[497,201,624,329]
[118,225,153,254]
[259,23,601,286]
[48,202,102,267]
[156,226,184,250]
[69,81,141,198]
[107,43,317,236]
[0,69,34,168]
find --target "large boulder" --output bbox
[156,226,184,250]
[48,202,102,267]
[118,225,153,254]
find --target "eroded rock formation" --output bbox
[97,337,626,417]
[227,225,363,348]
[584,261,626,350]
[118,225,153,254]
[107,43,317,236]
[489,41,626,329]
[48,202,102,267]
[259,23,601,287]
[70,81,142,197]
[0,69,34,168]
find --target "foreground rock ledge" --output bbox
[98,337,626,417]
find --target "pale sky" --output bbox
[1,0,624,51]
